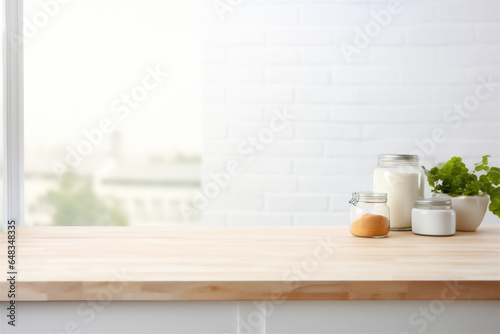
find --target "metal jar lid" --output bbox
[415,198,452,208]
[349,192,387,206]
[377,154,419,167]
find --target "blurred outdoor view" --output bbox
[22,0,202,226]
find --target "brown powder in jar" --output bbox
[350,213,389,237]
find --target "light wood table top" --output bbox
[1,225,499,301]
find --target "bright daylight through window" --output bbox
[20,0,202,227]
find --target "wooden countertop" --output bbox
[1,225,499,301]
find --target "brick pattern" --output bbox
[201,0,500,226]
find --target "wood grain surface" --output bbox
[0,225,499,301]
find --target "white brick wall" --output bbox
[201,0,500,226]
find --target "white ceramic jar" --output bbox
[373,154,425,230]
[412,198,456,236]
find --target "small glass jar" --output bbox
[373,154,425,231]
[349,192,390,238]
[412,199,456,236]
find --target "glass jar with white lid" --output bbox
[373,154,425,231]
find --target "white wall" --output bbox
[200,0,500,226]
[3,301,499,333]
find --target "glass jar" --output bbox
[349,192,390,238]
[412,199,456,236]
[373,154,425,231]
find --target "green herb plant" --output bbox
[423,155,500,218]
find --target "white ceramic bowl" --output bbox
[432,193,489,231]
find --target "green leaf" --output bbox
[488,167,500,185]
[488,188,500,218]
[475,155,491,172]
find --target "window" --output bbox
[3,0,203,228]
[0,0,4,232]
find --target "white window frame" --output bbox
[3,0,24,230]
